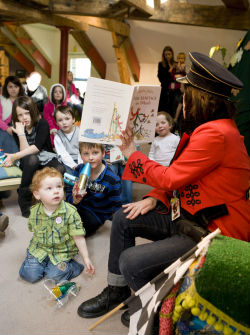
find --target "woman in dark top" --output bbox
[3,96,65,217]
[158,46,175,112]
[158,46,183,118]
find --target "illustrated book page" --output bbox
[79,77,161,145]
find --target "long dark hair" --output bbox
[12,96,40,128]
[181,85,237,134]
[161,46,175,68]
[2,76,24,98]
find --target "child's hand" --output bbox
[12,122,25,135]
[72,183,86,204]
[1,153,14,167]
[84,257,95,275]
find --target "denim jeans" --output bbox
[0,129,19,153]
[19,251,84,283]
[77,207,103,237]
[110,163,133,204]
[108,208,196,291]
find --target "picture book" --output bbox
[79,77,161,145]
[110,146,124,163]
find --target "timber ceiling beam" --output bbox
[0,0,88,31]
[62,16,130,37]
[123,37,140,82]
[3,23,51,77]
[26,0,50,6]
[151,2,250,31]
[70,30,106,79]
[221,0,249,10]
[0,31,34,73]
[122,0,154,16]
[42,0,153,18]
[112,32,131,84]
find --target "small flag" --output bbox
[124,229,220,335]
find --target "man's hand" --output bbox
[122,197,157,220]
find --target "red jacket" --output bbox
[123,119,250,241]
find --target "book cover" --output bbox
[79,77,161,145]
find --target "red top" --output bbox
[123,119,250,241]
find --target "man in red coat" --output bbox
[77,52,250,326]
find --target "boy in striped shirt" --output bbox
[66,142,122,236]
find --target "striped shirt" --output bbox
[66,160,122,225]
[28,200,85,265]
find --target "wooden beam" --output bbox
[122,0,154,16]
[112,32,131,84]
[123,37,140,82]
[0,0,88,31]
[27,0,50,6]
[42,0,153,17]
[4,23,51,77]
[222,0,249,10]
[62,16,130,37]
[0,32,34,73]
[44,0,118,16]
[70,30,106,79]
[151,2,250,31]
[154,0,161,10]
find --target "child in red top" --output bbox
[43,83,66,147]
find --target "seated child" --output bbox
[66,142,122,236]
[148,112,180,166]
[43,83,66,147]
[19,167,94,283]
[54,105,82,174]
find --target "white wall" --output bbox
[23,24,61,90]
[22,21,246,90]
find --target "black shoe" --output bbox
[18,187,32,218]
[121,310,130,328]
[77,285,131,318]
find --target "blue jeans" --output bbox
[0,129,19,153]
[77,207,103,237]
[19,251,84,283]
[108,208,196,291]
[110,163,132,204]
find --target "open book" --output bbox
[79,77,161,145]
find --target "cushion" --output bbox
[0,166,22,179]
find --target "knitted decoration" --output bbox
[172,235,250,335]
[195,235,250,327]
[159,283,180,335]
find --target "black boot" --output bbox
[121,310,130,328]
[18,187,33,218]
[77,285,131,318]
